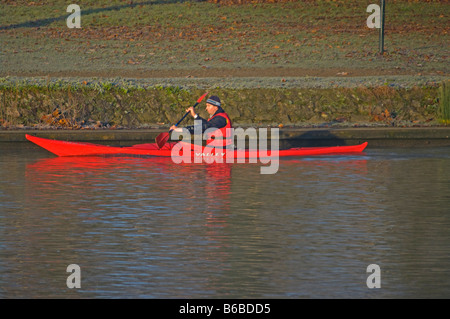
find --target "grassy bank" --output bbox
[0,0,448,77]
[0,79,445,129]
[1,0,448,129]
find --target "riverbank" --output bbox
[1,0,448,147]
[1,77,447,129]
[2,127,449,148]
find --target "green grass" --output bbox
[439,81,450,124]
[0,0,448,76]
[0,75,443,128]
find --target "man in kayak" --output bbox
[170,95,233,147]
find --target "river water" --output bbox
[0,142,449,299]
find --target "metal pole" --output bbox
[379,0,386,54]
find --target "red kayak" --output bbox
[26,134,368,158]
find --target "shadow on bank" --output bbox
[280,130,349,149]
[0,0,198,30]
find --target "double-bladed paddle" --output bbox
[155,92,208,149]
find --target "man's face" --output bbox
[205,103,218,116]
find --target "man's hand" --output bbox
[186,107,197,118]
[170,125,182,132]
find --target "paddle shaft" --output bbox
[155,92,208,149]
[172,101,200,129]
[171,92,208,130]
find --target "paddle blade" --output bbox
[155,132,170,149]
[197,92,208,103]
[156,92,207,149]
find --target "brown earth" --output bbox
[5,66,441,79]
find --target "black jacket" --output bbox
[185,107,228,134]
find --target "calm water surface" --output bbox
[0,142,449,298]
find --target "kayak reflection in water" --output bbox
[170,95,233,148]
